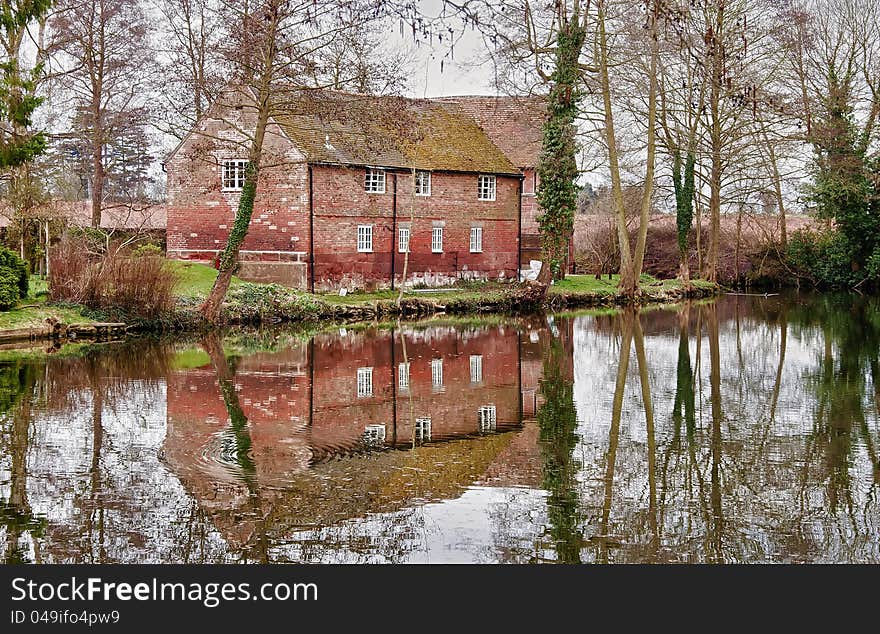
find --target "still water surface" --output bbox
[1,292,879,563]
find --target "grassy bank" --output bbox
[0,261,720,343]
[0,276,95,331]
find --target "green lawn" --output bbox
[167,260,246,299]
[550,273,712,295]
[0,275,93,330]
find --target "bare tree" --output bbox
[154,0,226,139]
[51,0,156,228]
[199,0,400,322]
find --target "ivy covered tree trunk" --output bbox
[811,69,876,278]
[672,149,696,282]
[199,130,266,323]
[536,17,585,282]
[199,7,279,324]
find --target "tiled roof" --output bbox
[272,91,520,175]
[435,96,547,169]
[0,201,166,230]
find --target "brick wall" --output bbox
[521,168,540,235]
[165,96,311,269]
[312,166,521,291]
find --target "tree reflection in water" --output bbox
[536,318,582,563]
[0,294,878,563]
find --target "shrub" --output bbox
[49,237,179,319]
[786,225,867,288]
[132,243,163,258]
[0,247,29,310]
[224,282,324,323]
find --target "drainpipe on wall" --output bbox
[391,172,398,291]
[308,164,315,293]
[518,172,524,280]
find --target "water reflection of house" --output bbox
[309,325,522,458]
[163,324,540,554]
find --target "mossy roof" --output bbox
[435,96,547,169]
[272,91,520,175]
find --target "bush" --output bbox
[0,247,29,310]
[224,282,324,323]
[49,238,179,319]
[132,243,163,258]
[786,225,867,288]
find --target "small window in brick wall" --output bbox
[431,358,443,391]
[470,226,483,253]
[398,226,410,253]
[365,168,386,193]
[363,424,386,446]
[432,227,443,253]
[357,367,373,398]
[222,159,249,191]
[398,362,410,390]
[357,225,373,252]
[470,354,483,383]
[479,405,497,433]
[478,175,496,201]
[415,417,432,442]
[415,170,431,196]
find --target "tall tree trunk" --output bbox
[91,90,104,229]
[536,12,585,281]
[704,3,724,283]
[597,0,634,294]
[633,11,660,284]
[762,127,787,249]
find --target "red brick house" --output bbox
[165,87,547,291]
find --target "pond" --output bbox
[1,292,879,563]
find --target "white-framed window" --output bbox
[470,354,483,384]
[357,367,373,398]
[470,226,483,253]
[221,159,249,191]
[415,417,432,442]
[398,362,410,391]
[364,424,386,445]
[431,358,443,390]
[398,226,410,253]
[479,405,497,432]
[415,170,431,196]
[431,227,443,253]
[357,225,373,252]
[365,168,386,193]
[478,174,496,201]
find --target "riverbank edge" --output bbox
[0,280,721,347]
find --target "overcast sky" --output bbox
[394,0,498,98]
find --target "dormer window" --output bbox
[222,159,249,191]
[365,168,386,193]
